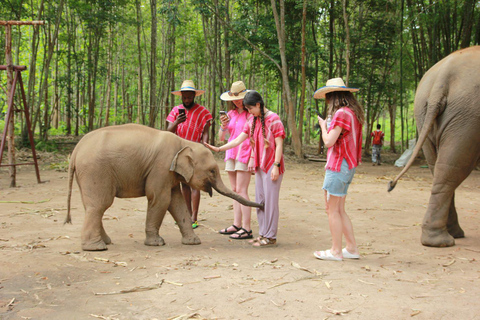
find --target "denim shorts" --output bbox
[322,159,356,197]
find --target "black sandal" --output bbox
[219,224,241,235]
[229,228,253,240]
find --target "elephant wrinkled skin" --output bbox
[66,124,263,251]
[389,46,480,247]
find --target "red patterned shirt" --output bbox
[242,111,286,174]
[166,104,213,142]
[225,109,252,164]
[325,107,363,172]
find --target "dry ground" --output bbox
[1,149,479,320]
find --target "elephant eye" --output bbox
[210,169,216,175]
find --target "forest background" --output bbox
[1,0,479,159]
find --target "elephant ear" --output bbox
[170,146,194,183]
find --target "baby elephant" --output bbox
[66,124,262,251]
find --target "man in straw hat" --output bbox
[312,77,364,261]
[167,80,213,229]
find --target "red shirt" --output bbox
[225,109,252,164]
[371,130,384,145]
[166,104,213,142]
[242,111,286,174]
[325,107,363,172]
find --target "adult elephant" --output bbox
[66,124,263,251]
[389,46,480,247]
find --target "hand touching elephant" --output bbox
[389,46,480,247]
[65,124,263,251]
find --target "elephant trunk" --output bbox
[213,175,264,210]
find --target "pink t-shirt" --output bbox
[224,109,252,164]
[325,107,363,172]
[166,104,213,142]
[242,112,286,174]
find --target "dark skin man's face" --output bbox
[181,91,196,109]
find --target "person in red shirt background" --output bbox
[371,124,384,165]
[313,78,364,261]
[205,90,285,247]
[167,80,213,229]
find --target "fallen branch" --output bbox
[268,275,319,289]
[238,297,256,304]
[291,261,322,275]
[0,199,50,204]
[94,280,164,295]
[167,313,201,320]
[320,306,352,315]
[442,259,456,267]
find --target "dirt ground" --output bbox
[1,148,479,320]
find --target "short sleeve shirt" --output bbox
[325,107,363,172]
[166,104,213,142]
[225,109,252,164]
[242,112,286,174]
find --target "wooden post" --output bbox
[5,24,15,187]
[1,21,44,187]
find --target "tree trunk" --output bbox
[270,0,303,158]
[136,0,144,124]
[148,0,157,127]
[342,0,351,84]
[299,0,307,144]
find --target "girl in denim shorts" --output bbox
[312,78,365,261]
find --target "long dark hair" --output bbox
[244,90,269,149]
[325,91,365,124]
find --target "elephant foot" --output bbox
[182,235,201,245]
[421,228,455,247]
[144,234,165,246]
[448,224,465,239]
[102,233,112,245]
[82,239,108,251]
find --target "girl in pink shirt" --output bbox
[217,81,254,240]
[206,90,285,247]
[313,78,364,261]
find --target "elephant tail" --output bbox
[65,153,75,224]
[388,94,446,192]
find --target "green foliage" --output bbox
[1,0,478,156]
[35,139,58,152]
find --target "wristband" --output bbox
[220,126,227,131]
[273,162,280,167]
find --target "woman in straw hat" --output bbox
[167,80,212,229]
[217,81,254,240]
[205,90,285,247]
[313,78,364,261]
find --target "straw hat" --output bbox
[313,78,359,99]
[171,80,205,97]
[220,81,247,101]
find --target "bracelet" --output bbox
[273,162,281,167]
[220,126,227,131]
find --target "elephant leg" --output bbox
[81,204,113,251]
[144,191,170,247]
[421,149,471,247]
[78,178,115,251]
[447,194,464,239]
[169,185,201,245]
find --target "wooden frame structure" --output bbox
[0,65,41,183]
[1,20,44,186]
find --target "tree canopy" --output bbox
[1,0,479,156]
